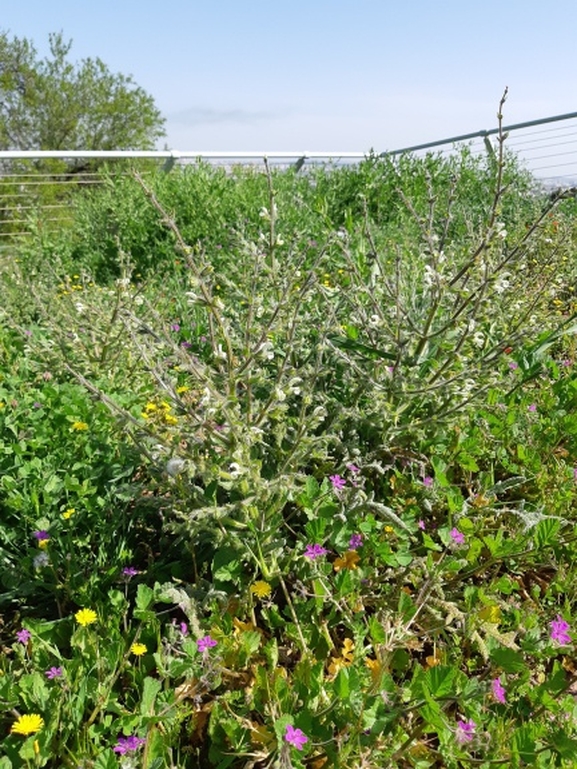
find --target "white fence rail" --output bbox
[1,110,576,242]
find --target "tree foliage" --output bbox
[0,30,165,153]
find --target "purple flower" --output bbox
[45,666,63,679]
[179,622,188,636]
[418,519,426,530]
[303,544,329,559]
[181,341,192,349]
[450,527,466,545]
[285,724,308,750]
[349,534,363,550]
[33,530,50,541]
[423,475,434,488]
[16,628,31,644]
[455,718,476,744]
[491,677,506,703]
[122,566,139,578]
[562,359,572,367]
[346,463,360,474]
[509,361,518,371]
[550,614,572,645]
[528,403,537,412]
[170,323,181,332]
[197,635,217,652]
[113,735,146,754]
[329,474,346,490]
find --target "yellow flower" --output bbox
[233,618,256,635]
[131,642,147,656]
[163,413,178,426]
[328,638,355,676]
[144,402,157,412]
[365,657,382,683]
[333,550,361,572]
[38,538,49,549]
[250,581,272,599]
[62,508,75,520]
[71,421,88,431]
[341,638,355,662]
[75,608,97,627]
[11,713,44,736]
[176,385,190,394]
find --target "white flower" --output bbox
[75,302,85,314]
[493,275,510,294]
[166,458,186,477]
[423,265,439,288]
[288,377,302,395]
[257,341,274,360]
[472,331,485,348]
[33,552,50,569]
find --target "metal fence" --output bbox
[387,110,577,188]
[1,109,576,243]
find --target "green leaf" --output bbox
[550,731,577,760]
[489,647,526,673]
[334,667,350,698]
[141,676,162,715]
[212,547,242,582]
[534,518,561,548]
[513,725,537,763]
[94,750,118,769]
[135,583,155,612]
[326,333,396,361]
[425,666,456,699]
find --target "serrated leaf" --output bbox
[425,665,456,698]
[490,646,525,672]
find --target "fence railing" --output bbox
[1,109,576,243]
[386,110,577,187]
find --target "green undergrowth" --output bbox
[2,120,577,767]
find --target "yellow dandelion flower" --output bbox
[62,508,75,520]
[333,550,361,572]
[75,608,97,627]
[144,402,158,412]
[176,385,190,394]
[250,581,272,599]
[71,421,88,431]
[130,642,147,656]
[163,413,178,426]
[11,713,44,736]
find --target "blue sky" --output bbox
[2,0,577,154]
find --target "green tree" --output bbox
[0,30,165,153]
[0,31,166,242]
